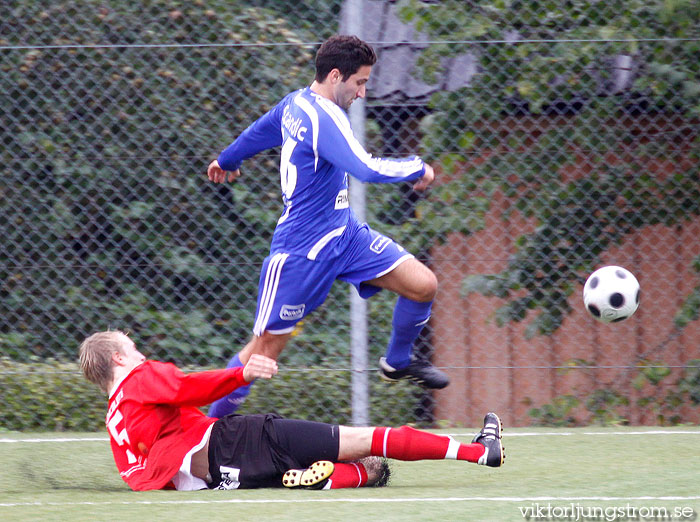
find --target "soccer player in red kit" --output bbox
[79,330,504,491]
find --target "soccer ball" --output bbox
[583,265,640,323]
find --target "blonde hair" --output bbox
[79,330,128,393]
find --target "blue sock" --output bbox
[208,353,253,418]
[384,297,433,370]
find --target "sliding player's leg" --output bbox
[283,412,505,489]
[337,413,504,467]
[272,418,387,490]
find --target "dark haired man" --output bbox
[207,35,448,417]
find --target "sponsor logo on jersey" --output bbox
[334,189,349,209]
[370,235,391,254]
[280,304,305,321]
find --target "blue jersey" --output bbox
[218,87,425,261]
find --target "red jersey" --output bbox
[106,360,248,491]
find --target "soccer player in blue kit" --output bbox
[207,35,448,417]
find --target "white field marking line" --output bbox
[2,496,700,508]
[446,430,700,437]
[2,430,700,443]
[0,437,108,443]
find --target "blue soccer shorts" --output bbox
[252,222,413,335]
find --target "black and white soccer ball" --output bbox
[583,265,640,323]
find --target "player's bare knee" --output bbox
[415,270,438,302]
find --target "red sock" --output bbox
[328,462,368,489]
[371,426,485,462]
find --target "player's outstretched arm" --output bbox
[207,159,241,184]
[242,353,278,382]
[315,106,429,186]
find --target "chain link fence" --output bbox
[1,0,699,431]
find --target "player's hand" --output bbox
[412,163,435,192]
[207,159,241,184]
[242,353,278,382]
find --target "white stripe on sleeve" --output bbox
[315,96,423,179]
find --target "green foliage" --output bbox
[675,256,700,328]
[461,164,700,337]
[0,358,106,431]
[0,1,344,363]
[0,358,429,431]
[399,0,700,117]
[628,361,686,425]
[396,0,700,335]
[586,389,629,426]
[678,358,700,404]
[239,370,431,426]
[0,1,436,431]
[528,359,700,426]
[528,394,580,427]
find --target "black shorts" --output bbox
[207,413,340,489]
